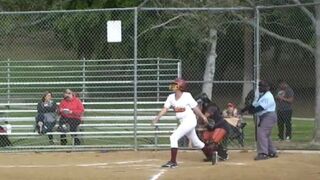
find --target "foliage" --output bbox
[53,12,108,59]
[0,0,143,11]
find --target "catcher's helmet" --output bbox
[169,78,187,91]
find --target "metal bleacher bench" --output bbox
[0,102,179,149]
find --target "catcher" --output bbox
[201,103,229,165]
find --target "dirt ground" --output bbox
[0,150,319,180]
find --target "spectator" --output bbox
[223,102,240,119]
[73,91,81,99]
[36,91,57,145]
[58,89,84,145]
[276,80,294,141]
[0,125,11,147]
[223,102,241,128]
[223,102,246,147]
[3,121,12,134]
[241,80,278,160]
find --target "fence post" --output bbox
[7,59,10,105]
[82,58,86,103]
[6,59,11,118]
[177,61,182,78]
[133,7,138,151]
[157,57,160,102]
[254,7,261,94]
[154,125,159,151]
[253,7,261,145]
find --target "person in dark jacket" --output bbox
[36,91,58,145]
[275,80,294,141]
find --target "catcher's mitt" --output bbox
[206,119,215,131]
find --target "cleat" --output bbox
[254,153,269,160]
[212,151,218,165]
[161,161,178,168]
[219,153,229,161]
[268,153,278,158]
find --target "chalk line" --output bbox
[150,169,166,180]
[0,159,160,168]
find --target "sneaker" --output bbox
[254,153,269,161]
[218,150,229,161]
[285,136,291,141]
[161,161,178,168]
[203,157,212,162]
[219,153,229,161]
[212,151,218,165]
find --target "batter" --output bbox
[152,78,210,168]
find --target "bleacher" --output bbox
[0,58,182,151]
[0,102,178,150]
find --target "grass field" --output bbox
[1,116,319,151]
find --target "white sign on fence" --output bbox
[107,20,122,42]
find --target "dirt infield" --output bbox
[0,150,319,180]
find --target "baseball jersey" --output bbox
[252,91,276,116]
[164,92,198,120]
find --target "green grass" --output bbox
[1,116,318,151]
[238,117,316,149]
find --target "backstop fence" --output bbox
[0,3,319,151]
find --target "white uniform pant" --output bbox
[170,118,204,149]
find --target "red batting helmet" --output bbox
[169,78,187,91]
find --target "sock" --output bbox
[209,143,218,151]
[170,148,178,163]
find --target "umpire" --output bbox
[242,80,278,160]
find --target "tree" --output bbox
[139,0,247,99]
[53,12,108,59]
[0,0,144,59]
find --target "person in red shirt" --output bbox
[58,89,84,145]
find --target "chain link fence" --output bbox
[258,4,317,149]
[0,4,319,151]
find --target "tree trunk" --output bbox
[242,24,254,106]
[202,29,218,100]
[312,3,320,144]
